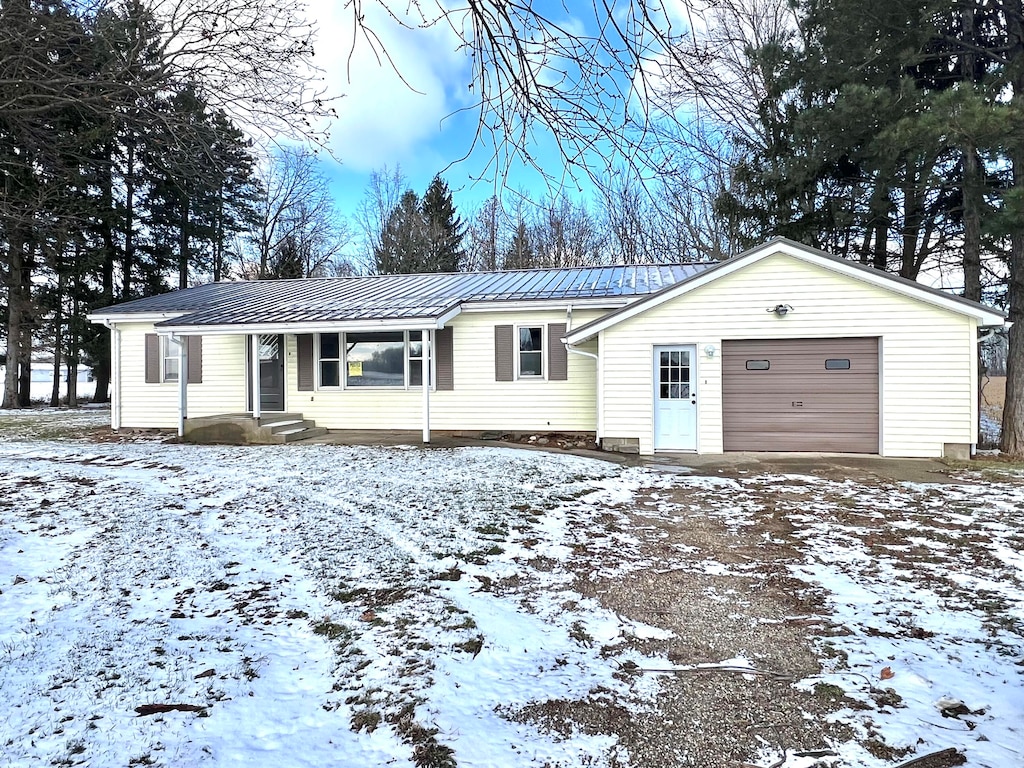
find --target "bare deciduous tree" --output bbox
[244,146,352,279]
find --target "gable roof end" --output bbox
[563,237,1007,344]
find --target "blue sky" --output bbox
[303,0,660,222]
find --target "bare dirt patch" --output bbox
[530,465,1024,767]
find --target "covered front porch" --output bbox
[142,323,449,444]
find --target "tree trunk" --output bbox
[50,266,64,407]
[92,144,117,404]
[1001,20,1024,453]
[179,197,190,288]
[17,304,31,407]
[2,232,26,409]
[67,242,82,408]
[122,141,136,300]
[961,8,983,304]
[962,146,983,302]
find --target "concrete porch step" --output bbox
[272,426,327,443]
[262,418,313,435]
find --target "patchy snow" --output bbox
[0,439,672,768]
[1,419,1022,767]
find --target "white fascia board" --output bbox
[565,240,1006,343]
[460,297,631,313]
[157,318,443,335]
[87,311,188,325]
[435,304,463,328]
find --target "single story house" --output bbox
[88,238,1006,458]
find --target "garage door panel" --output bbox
[729,431,880,453]
[723,338,879,453]
[723,380,880,396]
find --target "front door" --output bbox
[654,345,697,451]
[258,334,285,412]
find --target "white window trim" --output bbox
[161,335,181,383]
[315,331,434,391]
[316,332,343,390]
[516,324,545,380]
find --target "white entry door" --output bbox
[654,345,697,451]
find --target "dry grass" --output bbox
[981,375,1006,408]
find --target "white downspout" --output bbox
[563,305,601,440]
[102,321,121,431]
[422,329,431,444]
[563,305,599,362]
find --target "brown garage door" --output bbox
[723,338,879,452]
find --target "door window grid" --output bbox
[659,349,691,399]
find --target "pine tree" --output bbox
[374,190,427,274]
[421,175,465,272]
[503,220,535,269]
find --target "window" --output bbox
[658,349,691,399]
[346,332,405,387]
[409,337,425,386]
[319,333,341,387]
[519,326,543,377]
[162,336,181,382]
[825,358,851,370]
[745,360,770,370]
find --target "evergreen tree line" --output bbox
[668,0,1024,452]
[359,168,714,274]
[0,0,336,408]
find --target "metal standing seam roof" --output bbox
[92,264,713,327]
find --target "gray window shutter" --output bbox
[436,327,454,391]
[144,334,160,383]
[547,323,568,381]
[186,337,203,384]
[297,334,314,391]
[494,325,513,382]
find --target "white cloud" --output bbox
[308,0,470,172]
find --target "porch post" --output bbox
[109,324,121,431]
[250,334,261,420]
[422,329,431,444]
[177,335,187,437]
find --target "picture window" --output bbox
[317,332,428,388]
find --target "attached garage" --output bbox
[566,238,1007,458]
[722,338,879,452]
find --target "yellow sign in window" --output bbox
[348,361,363,377]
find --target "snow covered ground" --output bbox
[0,410,1021,767]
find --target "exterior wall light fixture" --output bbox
[768,304,794,317]
[703,344,717,358]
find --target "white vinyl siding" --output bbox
[117,323,246,428]
[600,252,978,457]
[286,310,602,432]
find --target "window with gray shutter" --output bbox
[144,334,160,383]
[547,323,567,381]
[494,325,514,381]
[297,334,314,391]
[436,327,454,390]
[186,337,203,383]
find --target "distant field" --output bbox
[983,374,1006,408]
